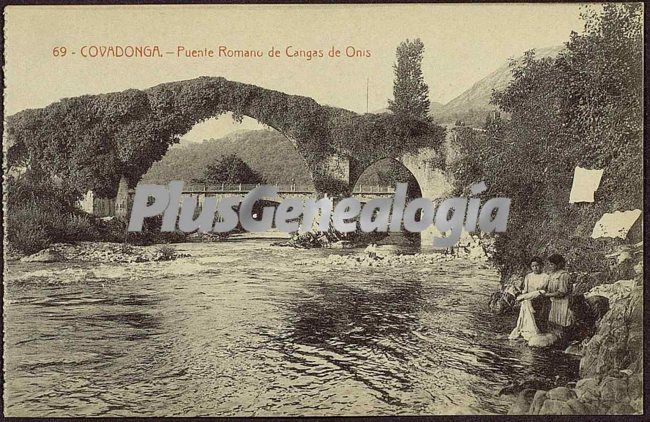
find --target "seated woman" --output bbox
[542,254,574,337]
[508,257,550,341]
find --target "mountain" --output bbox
[431,46,564,126]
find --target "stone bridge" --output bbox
[7,76,459,244]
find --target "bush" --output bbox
[7,198,101,254]
[156,245,177,260]
[94,215,189,246]
[194,153,265,185]
[5,172,103,254]
[9,222,51,255]
[63,214,100,241]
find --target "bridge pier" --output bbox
[114,176,132,220]
[310,153,352,197]
[419,224,443,249]
[398,148,453,203]
[396,148,452,248]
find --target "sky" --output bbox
[4,4,586,141]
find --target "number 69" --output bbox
[52,47,67,57]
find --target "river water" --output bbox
[3,238,579,416]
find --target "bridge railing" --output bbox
[351,185,395,194]
[181,183,396,194]
[183,183,316,193]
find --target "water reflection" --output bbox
[273,279,424,407]
[4,240,579,416]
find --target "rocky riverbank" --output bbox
[507,242,643,415]
[17,242,188,263]
[300,241,492,269]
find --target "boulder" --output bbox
[564,398,590,414]
[606,402,637,415]
[629,398,643,414]
[529,390,548,415]
[626,372,643,402]
[580,286,640,377]
[547,386,577,402]
[586,279,635,303]
[575,377,600,400]
[508,389,537,414]
[499,377,557,397]
[600,376,630,403]
[539,399,574,415]
[21,248,64,263]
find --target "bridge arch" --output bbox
[144,113,317,193]
[352,158,421,245]
[351,147,453,201]
[135,77,351,195]
[7,77,354,198]
[350,144,455,246]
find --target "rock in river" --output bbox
[21,248,64,263]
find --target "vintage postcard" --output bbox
[2,3,644,417]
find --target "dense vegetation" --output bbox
[6,173,100,254]
[450,4,643,279]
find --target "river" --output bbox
[3,238,579,416]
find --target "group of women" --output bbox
[508,254,574,343]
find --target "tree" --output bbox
[388,38,431,119]
[195,154,265,185]
[452,3,642,279]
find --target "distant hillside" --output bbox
[141,129,399,187]
[432,46,563,126]
[429,101,444,114]
[142,130,314,186]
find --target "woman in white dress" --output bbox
[509,257,549,341]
